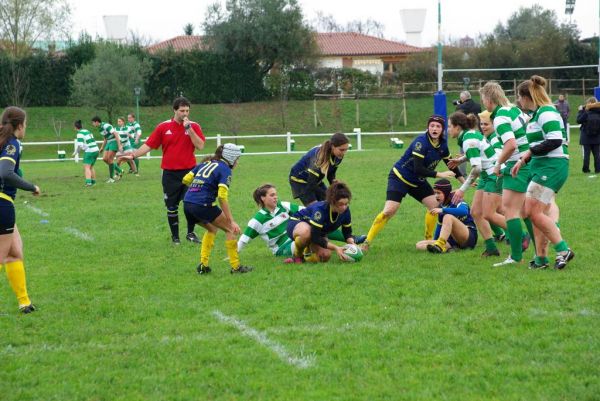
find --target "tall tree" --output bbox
[183,23,194,36]
[70,44,151,123]
[203,0,317,76]
[0,0,71,58]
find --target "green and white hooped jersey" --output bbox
[127,121,142,141]
[526,105,569,159]
[492,105,529,162]
[238,201,302,255]
[99,122,117,142]
[116,126,132,148]
[458,130,497,175]
[76,129,100,153]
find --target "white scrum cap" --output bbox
[221,143,242,165]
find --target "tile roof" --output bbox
[147,32,425,56]
[146,35,206,54]
[316,32,424,56]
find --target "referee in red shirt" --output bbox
[130,97,206,244]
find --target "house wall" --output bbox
[317,56,384,74]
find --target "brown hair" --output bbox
[201,144,225,163]
[449,112,478,131]
[253,184,275,207]
[480,81,510,108]
[517,75,552,108]
[315,132,349,175]
[0,106,26,148]
[325,181,352,205]
[173,97,191,110]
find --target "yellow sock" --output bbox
[293,236,306,258]
[435,237,447,250]
[366,212,390,243]
[5,260,31,307]
[225,239,240,270]
[305,253,320,263]
[200,232,216,266]
[424,211,437,240]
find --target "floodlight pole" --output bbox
[596,1,600,100]
[134,87,141,123]
[433,0,447,123]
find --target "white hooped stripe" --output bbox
[212,310,315,369]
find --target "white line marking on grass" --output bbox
[63,227,95,242]
[24,203,49,217]
[212,310,315,369]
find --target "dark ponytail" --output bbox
[201,144,224,163]
[252,184,275,207]
[326,180,352,204]
[74,120,83,130]
[0,106,26,148]
[316,132,349,174]
[449,112,478,131]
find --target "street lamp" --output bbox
[134,87,141,123]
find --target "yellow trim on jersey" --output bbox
[309,220,323,228]
[427,135,440,148]
[412,152,425,158]
[290,176,307,184]
[0,157,16,163]
[329,208,338,223]
[342,223,351,228]
[182,172,195,186]
[392,167,417,187]
[217,184,229,201]
[0,192,14,203]
[307,168,320,177]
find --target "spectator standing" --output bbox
[128,97,205,244]
[455,91,482,115]
[576,97,600,174]
[554,94,570,135]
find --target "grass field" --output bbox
[1,137,599,400]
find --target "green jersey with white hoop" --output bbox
[75,129,99,153]
[99,122,117,143]
[491,105,529,162]
[116,126,132,149]
[526,105,569,159]
[238,201,302,255]
[127,121,142,143]
[458,129,497,175]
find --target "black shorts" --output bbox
[184,202,222,225]
[448,227,478,249]
[0,199,16,235]
[290,180,327,206]
[386,171,434,203]
[162,169,191,209]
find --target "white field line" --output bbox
[63,227,94,242]
[24,203,49,217]
[212,310,315,369]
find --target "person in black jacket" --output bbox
[455,91,482,115]
[576,97,600,174]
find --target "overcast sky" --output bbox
[70,0,597,46]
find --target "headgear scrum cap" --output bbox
[222,143,242,166]
[433,178,452,202]
[427,114,446,130]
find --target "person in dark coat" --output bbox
[576,97,600,174]
[455,91,482,116]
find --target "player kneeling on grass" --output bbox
[238,184,364,258]
[415,179,478,254]
[182,143,253,274]
[284,181,356,263]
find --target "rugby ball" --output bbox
[343,244,363,262]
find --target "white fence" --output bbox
[21,129,424,163]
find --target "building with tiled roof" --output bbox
[147,32,426,74]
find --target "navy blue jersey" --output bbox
[291,200,351,235]
[289,145,342,185]
[436,198,476,231]
[0,137,22,200]
[392,133,450,184]
[184,159,232,205]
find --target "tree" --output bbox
[202,0,317,76]
[183,23,194,36]
[70,44,151,122]
[0,0,71,58]
[312,12,385,38]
